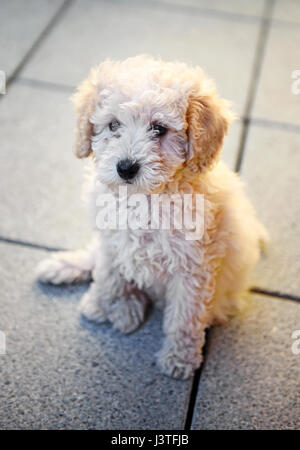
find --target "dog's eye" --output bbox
[152,124,167,137]
[109,120,120,132]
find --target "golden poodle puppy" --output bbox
[36,56,267,379]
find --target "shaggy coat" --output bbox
[36,56,267,379]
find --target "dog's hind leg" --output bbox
[36,239,96,285]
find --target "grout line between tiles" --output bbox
[250,117,300,134]
[235,0,275,173]
[0,236,65,252]
[4,0,74,92]
[183,330,211,430]
[250,287,300,303]
[15,76,76,93]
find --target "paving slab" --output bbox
[21,0,261,116]
[272,0,300,24]
[159,0,266,16]
[252,20,300,125]
[192,294,300,430]
[0,81,91,250]
[0,0,64,79]
[0,242,192,429]
[240,124,300,296]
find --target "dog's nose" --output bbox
[117,159,140,180]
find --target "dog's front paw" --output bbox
[36,253,92,285]
[107,293,149,334]
[78,291,107,324]
[156,340,202,380]
[36,258,70,285]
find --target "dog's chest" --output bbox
[91,179,204,289]
[108,228,192,290]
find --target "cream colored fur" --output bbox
[36,56,267,379]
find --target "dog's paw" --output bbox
[78,291,107,324]
[107,293,149,334]
[156,341,201,380]
[36,253,92,285]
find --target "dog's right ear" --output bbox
[71,69,97,158]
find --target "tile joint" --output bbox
[250,287,300,303]
[1,0,74,97]
[0,236,65,252]
[235,0,275,173]
[183,330,211,430]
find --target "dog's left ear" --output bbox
[71,70,97,158]
[186,91,235,173]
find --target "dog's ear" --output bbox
[186,90,235,173]
[72,70,98,158]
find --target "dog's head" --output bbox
[72,55,234,193]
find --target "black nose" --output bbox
[117,159,140,180]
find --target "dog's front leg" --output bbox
[157,272,212,380]
[79,254,149,333]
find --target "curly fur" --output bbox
[36,56,267,379]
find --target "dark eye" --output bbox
[109,119,120,132]
[152,124,167,137]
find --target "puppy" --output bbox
[37,55,267,379]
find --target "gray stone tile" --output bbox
[0,242,192,429]
[0,0,64,79]
[22,0,261,115]
[192,294,300,430]
[252,21,300,125]
[0,82,91,249]
[272,0,300,24]
[240,124,300,296]
[159,0,266,16]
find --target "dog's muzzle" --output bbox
[117,159,140,180]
